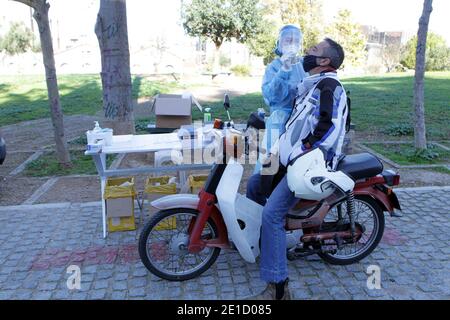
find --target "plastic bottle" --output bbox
[204,108,212,123]
[93,121,101,132]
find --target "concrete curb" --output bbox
[9,151,44,176]
[394,185,450,193]
[22,177,59,205]
[0,202,72,212]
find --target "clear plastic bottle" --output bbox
[93,121,101,132]
[204,108,212,123]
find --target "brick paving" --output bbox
[0,188,449,300]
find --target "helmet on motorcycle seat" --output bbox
[287,148,355,201]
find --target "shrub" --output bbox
[383,124,414,137]
[230,64,251,77]
[0,22,36,55]
[406,144,441,161]
[219,55,231,68]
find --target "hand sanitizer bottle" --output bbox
[93,121,101,132]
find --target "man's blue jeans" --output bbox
[246,173,298,283]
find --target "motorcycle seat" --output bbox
[336,153,384,181]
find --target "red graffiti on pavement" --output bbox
[30,244,139,271]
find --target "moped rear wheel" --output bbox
[138,208,221,281]
[317,196,385,265]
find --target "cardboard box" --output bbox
[104,177,136,224]
[156,115,192,129]
[106,197,134,218]
[108,215,136,232]
[153,94,193,129]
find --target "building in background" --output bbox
[0,0,259,76]
[361,25,415,73]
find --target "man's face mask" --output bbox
[302,55,331,72]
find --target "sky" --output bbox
[1,0,449,46]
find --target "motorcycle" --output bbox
[138,96,402,281]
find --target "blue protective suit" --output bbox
[254,24,307,173]
[262,58,307,143]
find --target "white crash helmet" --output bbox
[287,149,355,201]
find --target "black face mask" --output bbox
[302,55,320,73]
[302,55,332,73]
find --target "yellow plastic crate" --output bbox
[104,177,136,232]
[144,176,177,195]
[144,176,177,230]
[188,174,209,194]
[104,177,137,199]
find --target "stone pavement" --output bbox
[0,187,449,300]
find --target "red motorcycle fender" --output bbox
[189,191,230,252]
[354,187,395,214]
[208,207,230,250]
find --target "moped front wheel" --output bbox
[138,208,221,281]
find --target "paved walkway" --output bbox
[0,187,449,300]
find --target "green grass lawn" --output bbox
[23,150,116,177]
[196,72,450,141]
[0,74,180,126]
[343,72,450,140]
[2,72,448,140]
[365,143,450,165]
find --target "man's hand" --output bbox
[260,152,280,176]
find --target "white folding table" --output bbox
[85,133,213,238]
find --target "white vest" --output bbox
[278,73,348,169]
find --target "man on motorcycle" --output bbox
[245,38,348,300]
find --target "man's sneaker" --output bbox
[244,279,291,300]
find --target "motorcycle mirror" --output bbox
[224,94,230,111]
[224,94,231,121]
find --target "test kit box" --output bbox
[153,94,192,129]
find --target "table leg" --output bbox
[101,177,107,239]
[100,154,107,239]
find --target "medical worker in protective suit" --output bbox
[256,24,307,172]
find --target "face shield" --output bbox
[275,25,303,56]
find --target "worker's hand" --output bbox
[280,53,298,72]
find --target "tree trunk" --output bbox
[95,0,135,135]
[15,0,71,167]
[213,46,221,74]
[413,0,433,150]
